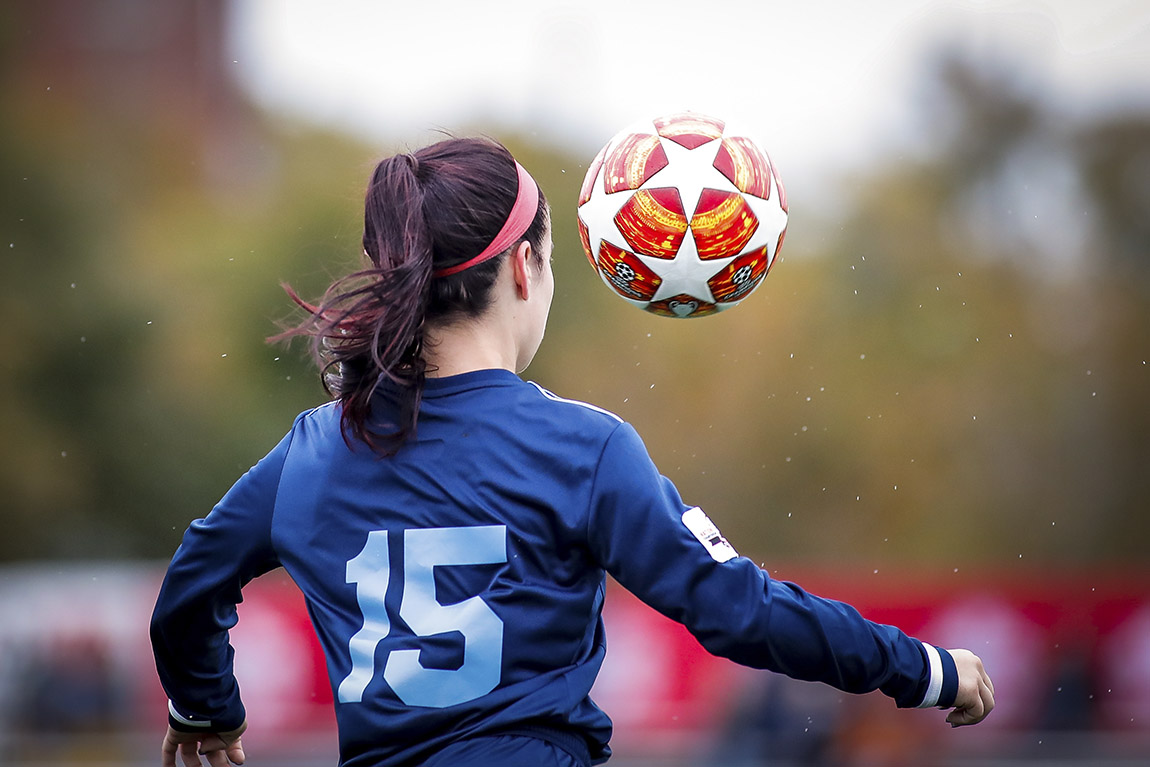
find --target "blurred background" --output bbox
[1,1,1148,765]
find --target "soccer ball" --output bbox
[577,112,788,318]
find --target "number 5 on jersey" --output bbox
[337,525,507,708]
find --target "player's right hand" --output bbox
[946,649,995,726]
[161,721,247,767]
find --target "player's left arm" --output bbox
[585,423,981,718]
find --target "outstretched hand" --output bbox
[946,649,995,727]
[161,721,247,767]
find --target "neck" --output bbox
[422,315,518,377]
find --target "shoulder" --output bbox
[292,400,340,430]
[275,401,343,453]
[494,382,647,471]
[523,381,624,427]
[522,382,656,470]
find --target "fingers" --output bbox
[161,732,179,767]
[947,676,995,726]
[226,740,246,766]
[977,672,996,720]
[179,741,201,767]
[160,727,246,767]
[200,736,245,767]
[203,747,231,767]
[945,649,996,727]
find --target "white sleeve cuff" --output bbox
[169,699,212,728]
[916,643,944,708]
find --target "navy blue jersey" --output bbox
[151,369,958,766]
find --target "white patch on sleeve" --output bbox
[681,507,738,563]
[916,643,944,708]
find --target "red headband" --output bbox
[433,161,539,278]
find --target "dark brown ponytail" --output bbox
[272,137,549,454]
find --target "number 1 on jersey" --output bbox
[337,526,507,708]
[339,530,392,704]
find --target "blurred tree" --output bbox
[1077,115,1150,276]
[0,0,365,558]
[0,3,1146,572]
[538,47,1150,569]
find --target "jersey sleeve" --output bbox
[585,422,958,709]
[149,421,296,732]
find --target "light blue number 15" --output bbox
[337,525,507,708]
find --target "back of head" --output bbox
[275,137,549,453]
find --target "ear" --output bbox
[510,240,533,301]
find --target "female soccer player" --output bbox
[151,137,994,767]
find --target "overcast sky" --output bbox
[226,0,1150,187]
